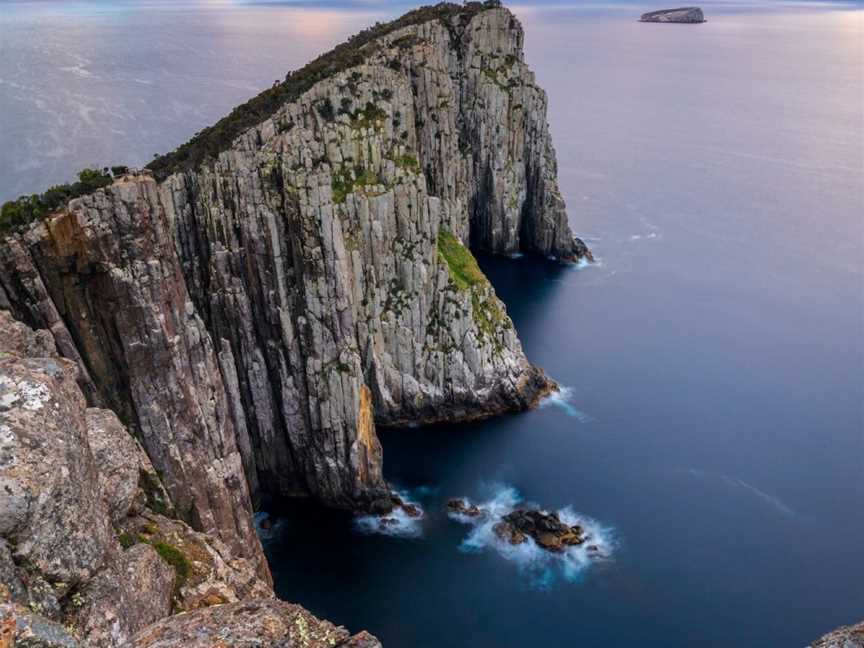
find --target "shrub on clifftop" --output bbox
[0,167,113,235]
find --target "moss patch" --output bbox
[472,290,510,345]
[437,229,487,291]
[349,102,387,130]
[395,154,420,172]
[331,165,380,203]
[151,541,192,596]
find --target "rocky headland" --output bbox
[639,7,706,23]
[0,0,591,644]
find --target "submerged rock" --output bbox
[639,7,705,23]
[362,492,423,519]
[447,498,484,518]
[492,509,585,552]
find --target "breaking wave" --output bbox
[254,511,285,544]
[539,386,596,423]
[354,489,425,539]
[449,484,615,589]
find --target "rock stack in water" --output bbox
[639,7,706,23]
[493,509,585,552]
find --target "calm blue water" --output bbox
[2,1,862,646]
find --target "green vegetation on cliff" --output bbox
[151,541,192,592]
[438,228,487,290]
[438,228,510,346]
[0,168,113,235]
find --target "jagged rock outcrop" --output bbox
[0,312,377,646]
[116,511,273,612]
[0,2,586,553]
[492,509,585,552]
[639,7,705,23]
[811,621,864,648]
[126,601,382,648]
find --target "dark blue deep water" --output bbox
[2,1,862,646]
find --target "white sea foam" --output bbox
[539,386,595,423]
[253,511,285,543]
[721,475,796,517]
[354,489,425,539]
[684,469,797,517]
[450,485,615,589]
[629,232,659,241]
[59,65,97,79]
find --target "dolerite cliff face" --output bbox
[0,2,589,575]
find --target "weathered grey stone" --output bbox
[0,603,81,648]
[84,408,169,524]
[0,311,57,360]
[118,512,273,613]
[125,600,381,648]
[0,351,114,588]
[0,540,26,606]
[70,544,175,648]
[811,621,864,648]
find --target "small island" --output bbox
[639,7,705,23]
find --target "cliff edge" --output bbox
[0,310,380,647]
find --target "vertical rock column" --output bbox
[0,177,269,578]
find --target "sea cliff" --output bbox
[0,2,590,644]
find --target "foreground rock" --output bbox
[0,312,377,647]
[127,600,381,648]
[0,604,81,648]
[493,509,585,552]
[0,3,583,542]
[640,7,705,23]
[810,621,864,648]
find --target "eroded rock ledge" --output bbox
[0,1,588,574]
